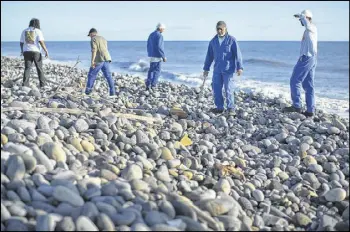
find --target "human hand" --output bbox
[163,57,167,62]
[237,69,243,76]
[91,62,96,68]
[294,14,300,18]
[44,50,49,58]
[203,71,209,78]
[20,52,23,56]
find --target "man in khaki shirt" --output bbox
[86,28,116,96]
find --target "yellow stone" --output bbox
[278,172,290,181]
[178,196,193,205]
[309,191,318,197]
[169,169,178,177]
[180,133,192,147]
[1,134,8,145]
[49,102,59,108]
[100,178,108,184]
[125,101,132,108]
[147,129,157,138]
[81,140,95,153]
[299,151,308,159]
[87,136,95,144]
[178,164,189,170]
[244,182,256,191]
[303,156,317,166]
[104,164,120,175]
[70,138,84,152]
[273,167,282,176]
[161,147,174,160]
[193,175,204,182]
[235,158,246,168]
[183,171,193,180]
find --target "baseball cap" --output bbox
[87,28,97,36]
[301,9,313,18]
[216,21,227,28]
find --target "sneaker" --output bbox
[210,108,224,114]
[283,106,302,113]
[303,111,314,117]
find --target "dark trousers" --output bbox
[23,51,46,87]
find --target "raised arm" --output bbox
[294,14,316,33]
[203,42,214,72]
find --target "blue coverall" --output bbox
[290,14,318,113]
[203,33,243,110]
[146,30,165,88]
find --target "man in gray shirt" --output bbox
[284,10,318,117]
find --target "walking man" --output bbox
[146,23,166,91]
[20,18,49,88]
[203,21,243,115]
[284,10,318,117]
[86,28,116,96]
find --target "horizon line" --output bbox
[1,40,349,43]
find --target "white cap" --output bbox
[301,9,313,18]
[156,23,166,29]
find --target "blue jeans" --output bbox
[290,55,317,113]
[85,61,116,95]
[212,72,235,110]
[146,61,162,88]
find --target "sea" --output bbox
[1,41,349,118]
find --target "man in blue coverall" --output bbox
[284,10,318,117]
[146,23,167,91]
[203,21,243,115]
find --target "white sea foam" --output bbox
[12,55,348,119]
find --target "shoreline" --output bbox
[1,56,349,231]
[2,55,348,119]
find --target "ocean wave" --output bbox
[234,79,349,118]
[244,58,291,67]
[127,59,150,72]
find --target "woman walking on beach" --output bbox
[20,18,49,88]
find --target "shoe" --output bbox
[210,108,224,114]
[303,111,314,117]
[283,106,302,113]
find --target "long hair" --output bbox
[29,18,40,29]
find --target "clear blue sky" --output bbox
[1,1,349,41]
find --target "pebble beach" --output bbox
[1,56,349,231]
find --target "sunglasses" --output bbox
[216,27,225,31]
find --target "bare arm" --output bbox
[39,41,49,57]
[20,31,24,55]
[20,43,24,55]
